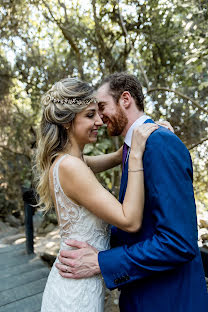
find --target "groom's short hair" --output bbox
[100,72,144,111]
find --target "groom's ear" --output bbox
[119,91,131,109]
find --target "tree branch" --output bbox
[59,27,84,79]
[42,0,59,24]
[147,87,208,113]
[42,0,84,78]
[188,137,208,151]
[91,0,112,73]
[116,0,150,89]
[57,0,69,24]
[91,0,104,47]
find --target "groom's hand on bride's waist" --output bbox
[55,240,101,279]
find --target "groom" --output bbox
[56,73,208,311]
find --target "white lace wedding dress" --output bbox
[41,155,110,312]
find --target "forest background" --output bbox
[0,0,207,223]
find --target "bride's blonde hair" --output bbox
[34,77,94,212]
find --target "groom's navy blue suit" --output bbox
[98,119,208,311]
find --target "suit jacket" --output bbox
[98,119,208,312]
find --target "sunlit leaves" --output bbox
[0,0,207,215]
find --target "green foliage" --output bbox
[0,0,207,218]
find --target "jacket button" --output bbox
[114,278,119,284]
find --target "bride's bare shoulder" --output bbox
[59,155,91,179]
[58,155,93,201]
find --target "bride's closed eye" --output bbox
[85,109,96,118]
[87,113,95,118]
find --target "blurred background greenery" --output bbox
[0,0,207,222]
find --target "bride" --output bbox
[35,77,158,312]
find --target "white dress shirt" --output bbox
[124,115,151,147]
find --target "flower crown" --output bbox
[51,97,96,106]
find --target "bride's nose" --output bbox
[95,114,103,126]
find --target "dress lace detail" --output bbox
[41,155,110,312]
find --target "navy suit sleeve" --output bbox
[98,129,198,290]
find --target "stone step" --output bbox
[0,292,43,312]
[0,246,27,259]
[0,253,35,270]
[0,259,46,279]
[0,277,47,306]
[0,233,25,245]
[0,243,24,254]
[0,267,49,292]
[0,222,19,240]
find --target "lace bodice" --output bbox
[53,154,110,251]
[41,155,110,311]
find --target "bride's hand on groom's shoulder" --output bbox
[155,120,174,133]
[55,240,100,279]
[131,123,159,158]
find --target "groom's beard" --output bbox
[106,105,128,136]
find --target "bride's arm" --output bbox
[59,123,158,233]
[84,120,174,173]
[84,147,123,173]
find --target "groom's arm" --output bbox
[84,146,122,173]
[98,130,198,289]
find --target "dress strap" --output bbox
[53,155,68,221]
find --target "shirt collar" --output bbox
[124,115,151,147]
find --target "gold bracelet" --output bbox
[128,168,144,172]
